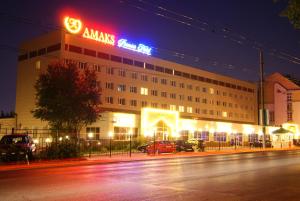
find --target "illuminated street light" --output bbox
[45,138,51,143]
[65,135,69,140]
[59,137,63,141]
[33,139,39,144]
[88,132,94,139]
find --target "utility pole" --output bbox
[259,49,266,149]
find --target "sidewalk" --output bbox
[0,147,299,172]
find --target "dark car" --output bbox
[0,134,36,161]
[251,140,272,148]
[137,144,148,153]
[175,140,194,152]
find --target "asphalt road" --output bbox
[1,150,300,201]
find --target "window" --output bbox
[78,62,87,70]
[195,108,201,114]
[170,93,176,99]
[130,86,137,93]
[223,102,227,107]
[202,87,207,93]
[171,80,176,87]
[97,52,109,60]
[130,100,137,107]
[161,104,168,109]
[84,48,96,57]
[155,66,164,72]
[123,57,133,65]
[141,87,148,95]
[161,92,167,98]
[134,60,144,68]
[35,61,41,70]
[106,82,114,89]
[86,127,100,140]
[145,63,155,70]
[141,101,148,107]
[179,106,184,112]
[187,107,192,113]
[202,98,207,104]
[141,74,148,81]
[106,67,114,75]
[164,68,173,74]
[29,50,37,58]
[152,77,158,83]
[118,69,126,77]
[151,90,158,96]
[118,98,126,105]
[179,95,184,100]
[195,97,200,103]
[38,48,46,56]
[209,88,214,94]
[194,131,209,141]
[47,43,61,53]
[222,111,228,117]
[170,105,176,111]
[188,96,193,101]
[214,132,227,142]
[68,44,81,54]
[105,97,113,104]
[179,83,185,88]
[131,72,138,79]
[93,64,101,72]
[111,55,122,63]
[117,84,126,92]
[151,103,158,108]
[161,79,167,85]
[187,84,193,90]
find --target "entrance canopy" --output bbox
[141,108,179,138]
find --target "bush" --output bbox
[40,140,80,159]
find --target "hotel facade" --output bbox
[12,16,298,146]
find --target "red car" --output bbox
[147,141,176,154]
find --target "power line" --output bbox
[123,0,300,65]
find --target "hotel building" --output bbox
[13,16,274,144]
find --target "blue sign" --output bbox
[117,39,152,55]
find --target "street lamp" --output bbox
[128,130,133,157]
[88,132,94,158]
[108,131,113,157]
[153,129,156,156]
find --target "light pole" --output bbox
[88,132,94,158]
[129,131,132,157]
[153,130,156,155]
[108,131,113,157]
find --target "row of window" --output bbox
[18,43,61,61]
[63,43,255,94]
[104,97,252,119]
[105,84,253,109]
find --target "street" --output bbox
[1,150,300,201]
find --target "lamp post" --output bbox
[129,130,132,157]
[108,131,113,157]
[153,130,156,155]
[88,132,94,158]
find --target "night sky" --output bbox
[0,0,299,112]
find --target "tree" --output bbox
[32,62,102,134]
[278,0,300,29]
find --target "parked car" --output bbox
[251,140,272,148]
[175,140,194,152]
[137,144,148,153]
[147,141,176,154]
[0,134,36,161]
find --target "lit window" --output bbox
[141,87,148,95]
[179,106,184,112]
[222,111,228,117]
[209,88,214,94]
[117,84,126,92]
[170,105,176,111]
[118,98,126,105]
[35,60,41,70]
[187,107,192,113]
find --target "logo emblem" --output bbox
[64,16,82,34]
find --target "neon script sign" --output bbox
[64,16,115,46]
[64,16,151,55]
[117,39,152,55]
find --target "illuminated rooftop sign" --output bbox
[63,16,151,55]
[64,16,115,46]
[117,39,152,55]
